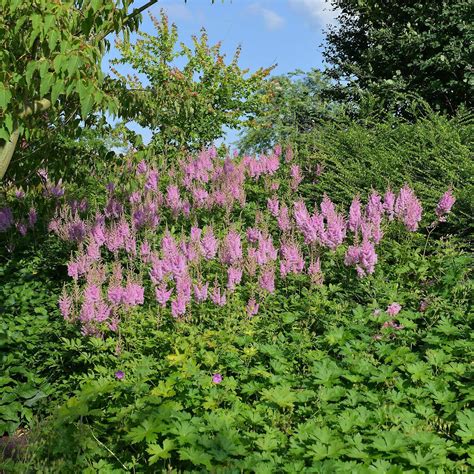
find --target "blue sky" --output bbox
[104,0,339,145]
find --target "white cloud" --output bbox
[289,0,339,26]
[250,4,285,31]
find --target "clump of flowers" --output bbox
[38,146,455,336]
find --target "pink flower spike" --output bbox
[435,189,456,222]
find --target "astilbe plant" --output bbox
[25,145,456,336]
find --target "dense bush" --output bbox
[293,111,474,240]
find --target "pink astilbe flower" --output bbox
[140,240,152,263]
[67,261,80,280]
[293,201,322,244]
[246,227,262,244]
[280,242,305,277]
[166,184,182,214]
[193,281,209,302]
[28,208,37,228]
[145,169,159,192]
[320,195,336,219]
[190,226,202,241]
[91,215,106,246]
[104,197,123,219]
[227,266,243,291]
[67,217,87,243]
[108,286,124,305]
[344,240,378,277]
[348,196,363,233]
[435,189,456,222]
[136,160,148,175]
[221,230,242,265]
[86,241,101,261]
[166,253,187,280]
[17,222,27,236]
[171,297,187,317]
[129,191,142,204]
[122,283,144,307]
[365,191,384,243]
[149,256,165,284]
[155,283,172,307]
[386,302,402,316]
[267,197,280,217]
[323,210,346,250]
[358,240,378,276]
[59,291,73,321]
[285,145,293,163]
[395,185,423,231]
[95,300,111,322]
[250,234,278,266]
[258,267,275,293]
[246,298,259,317]
[176,273,192,305]
[290,164,303,191]
[211,285,227,306]
[0,207,14,232]
[84,284,101,304]
[192,187,210,208]
[277,205,291,232]
[200,227,218,260]
[162,231,178,258]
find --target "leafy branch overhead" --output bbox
[0,0,162,179]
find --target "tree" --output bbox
[0,0,160,180]
[111,11,273,154]
[237,69,344,153]
[324,0,474,114]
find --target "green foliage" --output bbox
[0,0,155,179]
[324,0,474,114]
[238,69,344,153]
[3,235,472,472]
[112,10,273,154]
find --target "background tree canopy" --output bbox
[324,0,474,115]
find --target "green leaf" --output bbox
[456,410,474,443]
[50,81,63,104]
[48,30,60,52]
[0,84,12,109]
[40,72,54,98]
[179,447,212,469]
[147,439,175,464]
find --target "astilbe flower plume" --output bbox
[0,207,13,232]
[435,189,456,222]
[395,185,423,231]
[211,285,226,306]
[200,227,218,260]
[221,230,242,265]
[258,267,275,293]
[227,266,243,291]
[280,242,305,277]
